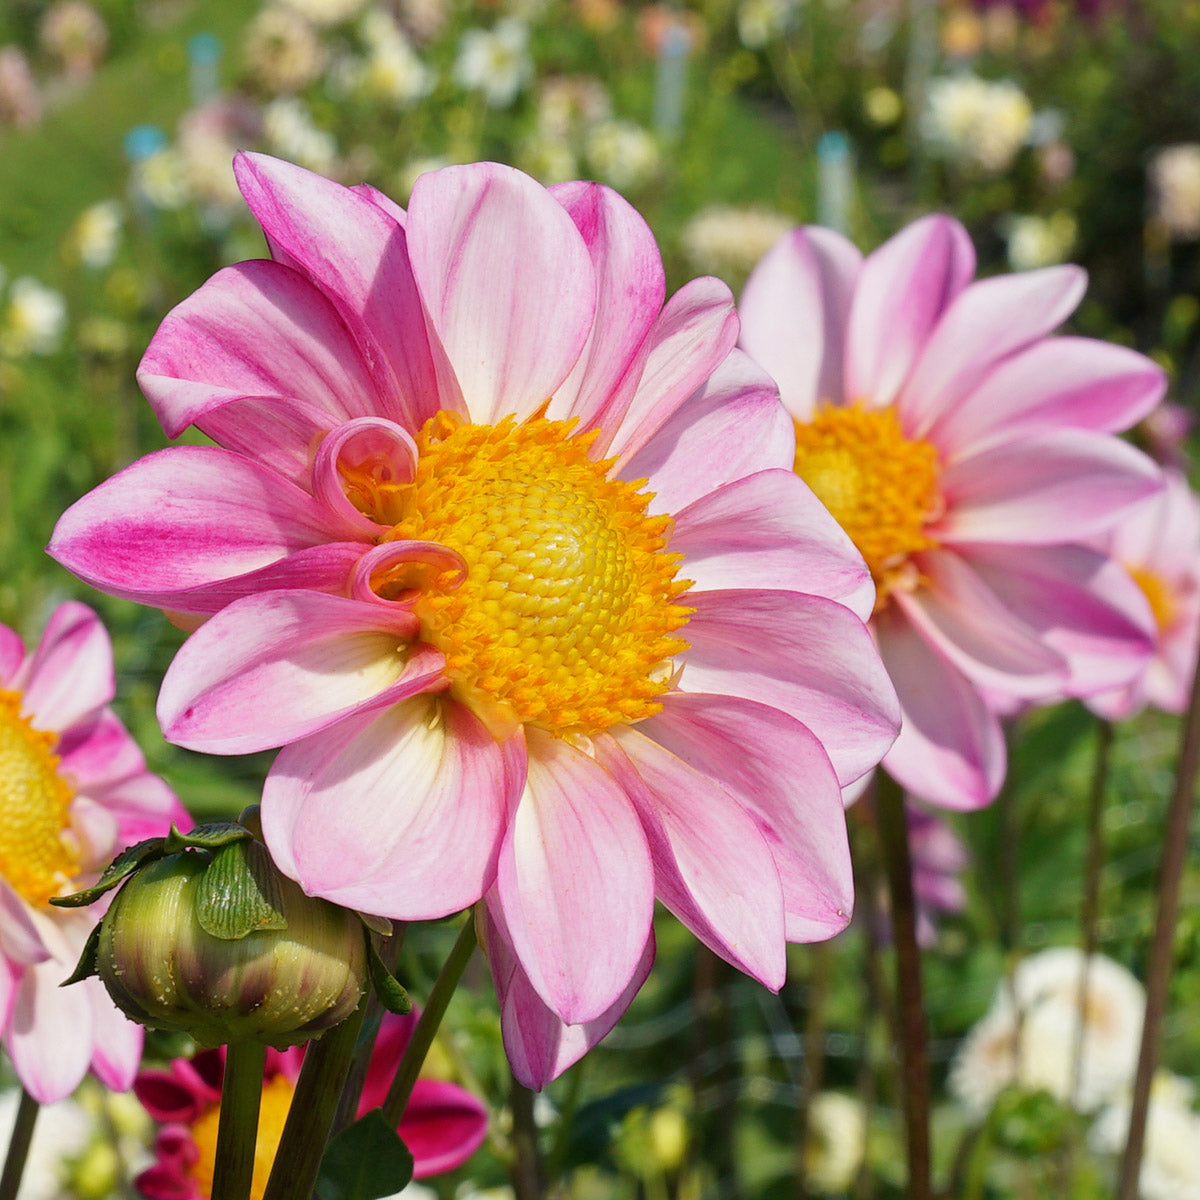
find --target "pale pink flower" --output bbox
[739,216,1164,810]
[0,602,189,1102]
[1088,470,1200,720]
[51,155,900,1087]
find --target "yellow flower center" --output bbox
[0,689,80,907]
[1129,565,1177,634]
[793,404,944,610]
[189,1073,295,1200]
[352,413,693,740]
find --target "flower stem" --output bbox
[212,1040,267,1200]
[1117,651,1200,1200]
[0,1087,39,1200]
[381,914,478,1127]
[261,996,368,1200]
[509,1073,546,1200]
[873,771,932,1200]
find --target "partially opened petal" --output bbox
[158,592,428,754]
[672,469,874,621]
[608,277,740,464]
[234,152,460,427]
[262,697,521,919]
[681,590,900,786]
[17,601,114,731]
[137,258,381,438]
[49,447,360,611]
[598,727,786,988]
[844,215,975,409]
[495,728,653,1025]
[874,606,1006,811]
[620,349,793,516]
[938,431,1163,545]
[548,181,665,438]
[640,694,852,942]
[403,1080,489,1177]
[407,162,595,424]
[739,225,861,420]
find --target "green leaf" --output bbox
[49,835,165,908]
[364,931,412,1015]
[315,1109,413,1200]
[195,840,288,940]
[58,920,103,986]
[162,821,254,855]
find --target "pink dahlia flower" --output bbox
[0,601,189,1102]
[50,154,900,1087]
[133,1010,487,1198]
[1087,470,1200,720]
[739,215,1165,810]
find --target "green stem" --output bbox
[381,915,478,1127]
[509,1073,546,1200]
[212,1040,267,1200]
[0,1087,39,1200]
[261,997,368,1200]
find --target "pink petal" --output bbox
[0,959,15,1031]
[598,727,786,989]
[50,447,361,611]
[608,277,740,465]
[310,416,419,536]
[402,1079,489,1177]
[261,697,522,919]
[158,591,428,754]
[639,694,852,942]
[234,152,461,428]
[18,601,113,732]
[87,976,144,1091]
[620,349,793,516]
[0,624,24,685]
[137,258,383,438]
[844,215,976,410]
[928,337,1167,453]
[0,879,50,966]
[351,182,407,226]
[681,589,900,786]
[900,265,1088,438]
[547,181,666,440]
[874,606,1006,810]
[407,162,595,425]
[938,431,1163,545]
[739,225,862,421]
[495,728,654,1024]
[485,902,655,1090]
[671,469,874,621]
[893,550,1067,698]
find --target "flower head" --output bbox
[0,602,189,1102]
[51,154,900,1086]
[133,1011,487,1199]
[739,215,1163,808]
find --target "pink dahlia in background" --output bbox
[1088,470,1200,720]
[0,601,188,1102]
[739,215,1164,810]
[134,1010,487,1199]
[51,154,900,1087]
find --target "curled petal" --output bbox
[312,416,420,534]
[350,539,468,607]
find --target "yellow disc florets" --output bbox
[0,689,80,907]
[358,412,693,739]
[793,403,944,610]
[1128,565,1177,634]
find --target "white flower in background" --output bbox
[949,948,1145,1118]
[1004,211,1078,271]
[70,200,122,269]
[805,1092,867,1193]
[263,97,338,174]
[453,18,532,107]
[1091,1074,1200,1200]
[737,0,799,49]
[536,75,611,140]
[342,10,435,107]
[924,74,1033,173]
[680,205,794,283]
[398,0,447,42]
[1,276,67,357]
[0,1089,93,1200]
[392,154,450,200]
[518,131,579,184]
[38,0,108,77]
[134,146,189,210]
[278,0,367,28]
[177,97,264,212]
[585,119,660,190]
[1150,144,1200,241]
[241,5,326,94]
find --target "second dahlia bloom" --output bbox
[1,602,189,1102]
[739,216,1165,809]
[51,155,900,1086]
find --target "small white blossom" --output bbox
[737,0,799,48]
[805,1092,866,1194]
[681,205,794,283]
[242,6,326,94]
[0,1090,93,1200]
[1151,145,1200,241]
[585,120,660,190]
[923,74,1033,174]
[1,276,67,357]
[1004,211,1078,271]
[454,19,532,108]
[70,200,122,269]
[263,97,338,174]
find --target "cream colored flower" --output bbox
[681,205,794,284]
[924,74,1033,173]
[1004,211,1078,271]
[805,1092,866,1193]
[584,119,660,190]
[737,0,799,48]
[1151,145,1200,241]
[70,200,122,269]
[242,6,326,94]
[278,0,367,28]
[39,0,108,76]
[340,12,435,107]
[1,276,67,357]
[454,18,531,108]
[263,97,338,174]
